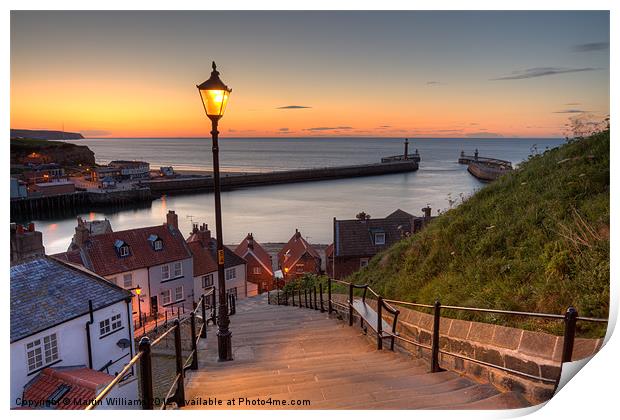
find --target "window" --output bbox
[173,262,183,277]
[175,286,184,302]
[99,314,122,337]
[123,273,133,288]
[161,265,170,280]
[374,233,386,245]
[202,274,214,288]
[161,289,172,305]
[253,267,262,275]
[26,333,59,372]
[119,245,130,257]
[296,263,304,274]
[225,268,236,281]
[153,240,163,251]
[115,240,130,257]
[360,258,369,268]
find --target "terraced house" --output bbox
[235,233,274,293]
[278,229,321,282]
[186,223,254,300]
[53,211,194,321]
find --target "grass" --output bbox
[348,129,610,337]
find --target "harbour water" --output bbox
[36,137,564,254]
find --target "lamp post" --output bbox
[197,61,233,362]
[135,285,143,327]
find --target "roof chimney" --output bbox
[73,217,90,249]
[247,233,254,250]
[294,229,301,240]
[10,223,45,265]
[166,210,179,230]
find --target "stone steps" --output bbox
[182,294,530,410]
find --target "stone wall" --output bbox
[330,294,603,405]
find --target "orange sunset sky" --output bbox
[11,11,609,138]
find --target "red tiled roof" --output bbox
[325,243,334,258]
[277,230,321,271]
[235,233,273,275]
[78,224,191,276]
[22,367,114,410]
[51,250,84,265]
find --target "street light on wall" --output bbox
[197,61,233,362]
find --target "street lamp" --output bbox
[197,61,233,362]
[135,285,143,327]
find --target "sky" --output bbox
[10,11,610,138]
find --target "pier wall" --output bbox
[143,161,419,195]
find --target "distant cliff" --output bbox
[11,139,95,166]
[10,129,84,140]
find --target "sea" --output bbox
[34,137,564,255]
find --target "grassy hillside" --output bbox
[349,130,609,335]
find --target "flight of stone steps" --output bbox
[182,294,529,410]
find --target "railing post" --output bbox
[309,288,313,309]
[138,337,154,410]
[276,290,279,305]
[348,283,354,326]
[292,288,296,306]
[268,290,271,305]
[319,283,325,312]
[314,286,318,310]
[431,300,442,373]
[211,292,217,324]
[173,320,186,407]
[232,294,236,314]
[298,288,302,308]
[201,294,207,338]
[190,311,198,370]
[377,296,383,350]
[304,288,308,308]
[328,278,333,314]
[561,307,579,363]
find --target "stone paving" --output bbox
[182,294,529,410]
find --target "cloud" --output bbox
[426,81,442,86]
[565,102,581,106]
[303,126,353,131]
[571,42,609,52]
[377,125,392,129]
[466,132,504,138]
[277,105,312,109]
[469,123,479,126]
[491,67,597,80]
[554,109,589,114]
[278,128,289,132]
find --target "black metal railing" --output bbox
[268,278,608,389]
[86,288,235,410]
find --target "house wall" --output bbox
[105,268,149,319]
[285,254,321,281]
[10,299,138,409]
[193,263,248,301]
[334,255,373,279]
[149,257,194,315]
[244,254,274,293]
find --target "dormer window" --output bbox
[114,240,130,257]
[374,232,386,245]
[148,234,163,251]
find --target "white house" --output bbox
[53,211,195,322]
[186,223,257,301]
[10,257,138,409]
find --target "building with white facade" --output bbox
[10,257,138,409]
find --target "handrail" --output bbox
[85,351,144,410]
[323,278,608,389]
[87,289,229,410]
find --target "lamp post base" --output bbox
[217,330,233,362]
